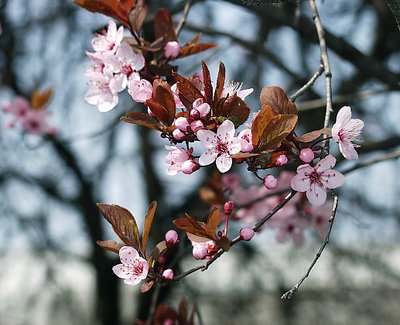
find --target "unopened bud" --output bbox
[275,154,288,166]
[190,108,201,120]
[181,159,199,174]
[175,117,190,131]
[190,120,204,132]
[192,244,207,260]
[196,102,211,118]
[162,269,174,280]
[164,41,181,58]
[240,227,255,241]
[299,148,314,163]
[263,174,278,190]
[224,201,235,215]
[165,230,178,248]
[172,128,186,140]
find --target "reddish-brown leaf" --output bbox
[31,88,53,110]
[140,280,155,293]
[148,240,167,268]
[121,111,163,131]
[152,80,176,125]
[128,0,147,34]
[146,99,170,124]
[205,208,221,238]
[251,104,276,147]
[154,8,176,42]
[74,0,137,27]
[214,62,226,105]
[230,152,259,159]
[172,72,204,109]
[295,127,332,143]
[257,150,290,169]
[141,201,157,258]
[97,204,141,251]
[96,240,124,254]
[178,298,188,323]
[179,43,217,57]
[173,215,209,239]
[260,86,297,115]
[153,304,178,323]
[201,61,213,105]
[257,114,298,153]
[216,236,230,252]
[218,93,250,128]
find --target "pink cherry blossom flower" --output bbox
[22,110,53,135]
[165,230,179,247]
[171,83,185,109]
[332,106,364,160]
[162,269,174,280]
[112,246,149,286]
[308,204,331,237]
[164,41,181,58]
[274,214,308,246]
[187,233,217,260]
[275,154,288,166]
[197,120,242,173]
[221,81,253,101]
[299,148,314,163]
[92,21,124,54]
[192,98,210,118]
[181,159,199,174]
[222,173,241,192]
[164,146,191,176]
[238,128,253,152]
[128,79,153,103]
[240,227,255,241]
[291,155,344,206]
[2,97,30,120]
[263,174,278,190]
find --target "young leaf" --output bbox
[173,215,210,239]
[251,105,276,147]
[295,127,332,143]
[179,43,217,57]
[31,88,53,110]
[230,152,259,159]
[74,0,137,27]
[260,86,297,115]
[214,62,226,104]
[141,280,155,293]
[154,8,176,42]
[216,236,230,252]
[205,208,221,237]
[148,240,168,268]
[218,93,250,128]
[201,61,213,105]
[128,0,147,34]
[172,72,204,109]
[145,99,170,125]
[141,201,157,258]
[97,204,141,251]
[257,114,298,153]
[96,240,124,254]
[152,80,176,125]
[121,111,163,131]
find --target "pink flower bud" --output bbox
[224,201,235,215]
[192,244,208,260]
[175,117,190,131]
[192,98,204,109]
[190,108,200,120]
[275,154,288,166]
[165,230,178,247]
[190,120,204,132]
[162,269,174,280]
[163,320,174,325]
[164,41,181,58]
[181,159,199,174]
[299,148,314,163]
[2,101,11,112]
[196,102,211,118]
[263,174,278,190]
[172,128,186,140]
[240,227,255,241]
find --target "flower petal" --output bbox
[296,164,314,176]
[119,246,139,265]
[306,184,327,206]
[197,129,217,147]
[217,120,235,140]
[339,141,358,160]
[112,264,133,279]
[335,106,352,127]
[216,154,232,173]
[321,170,345,189]
[228,138,242,155]
[124,276,142,286]
[199,149,218,166]
[291,174,311,192]
[316,155,336,173]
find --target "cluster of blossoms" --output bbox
[2,96,56,136]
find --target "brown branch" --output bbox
[289,63,324,102]
[308,0,333,157]
[175,0,192,37]
[281,191,339,300]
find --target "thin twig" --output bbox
[175,0,192,37]
[281,191,339,300]
[289,63,324,102]
[340,151,400,175]
[173,191,297,281]
[146,284,162,324]
[308,0,333,157]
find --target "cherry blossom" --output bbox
[332,106,364,160]
[162,269,174,280]
[221,81,253,100]
[187,233,217,260]
[263,174,278,190]
[299,148,314,163]
[164,41,181,58]
[164,146,192,176]
[291,155,344,206]
[273,214,308,246]
[165,230,179,247]
[112,246,149,286]
[240,227,255,241]
[92,21,124,54]
[128,79,153,103]
[238,128,253,153]
[197,120,242,173]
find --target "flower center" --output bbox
[216,141,229,154]
[308,170,322,185]
[132,260,144,276]
[122,65,134,77]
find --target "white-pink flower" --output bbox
[112,246,149,286]
[238,128,253,152]
[164,145,191,176]
[92,21,124,54]
[128,79,153,103]
[197,120,241,173]
[221,81,253,101]
[332,106,364,160]
[291,155,344,206]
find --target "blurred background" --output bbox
[0,0,400,324]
